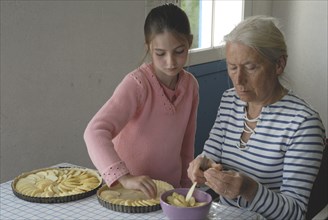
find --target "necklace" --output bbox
[243,107,260,134]
[244,113,260,123]
[237,108,261,150]
[238,85,286,150]
[239,138,249,150]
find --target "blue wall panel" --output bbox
[187,60,232,156]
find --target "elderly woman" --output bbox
[187,15,326,220]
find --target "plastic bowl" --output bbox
[160,188,212,220]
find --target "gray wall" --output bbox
[272,0,327,131]
[1,1,145,182]
[1,1,327,183]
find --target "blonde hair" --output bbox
[224,15,288,63]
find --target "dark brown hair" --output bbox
[144,4,193,51]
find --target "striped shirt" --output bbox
[203,88,326,220]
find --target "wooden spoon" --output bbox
[186,156,209,202]
[185,182,197,202]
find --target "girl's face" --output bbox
[226,42,284,105]
[149,31,189,79]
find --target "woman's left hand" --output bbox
[204,168,258,202]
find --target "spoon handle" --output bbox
[185,182,197,202]
[186,156,209,202]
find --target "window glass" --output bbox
[181,0,243,49]
[213,0,243,46]
[180,1,201,49]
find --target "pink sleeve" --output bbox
[180,79,199,187]
[83,75,143,186]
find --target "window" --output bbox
[180,0,243,50]
[145,0,251,65]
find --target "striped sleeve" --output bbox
[247,113,325,220]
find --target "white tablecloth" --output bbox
[0,163,265,220]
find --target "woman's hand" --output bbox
[187,156,222,185]
[204,168,258,202]
[118,174,157,198]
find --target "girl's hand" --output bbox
[118,174,157,198]
[187,156,222,185]
[204,168,258,202]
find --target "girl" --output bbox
[84,4,199,198]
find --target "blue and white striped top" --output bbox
[202,88,326,220]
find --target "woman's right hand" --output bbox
[118,174,157,199]
[187,156,223,184]
[187,156,222,184]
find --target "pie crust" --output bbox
[11,167,102,203]
[97,180,174,213]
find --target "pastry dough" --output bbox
[99,180,173,207]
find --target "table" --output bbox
[0,163,265,220]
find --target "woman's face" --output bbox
[226,42,283,105]
[150,31,189,79]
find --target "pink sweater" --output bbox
[84,63,199,188]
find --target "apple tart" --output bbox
[11,167,102,203]
[97,180,174,213]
